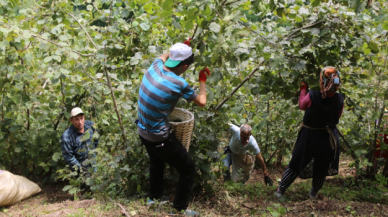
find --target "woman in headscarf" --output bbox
[275,66,344,200]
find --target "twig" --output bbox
[266,149,278,165]
[214,61,265,110]
[225,0,242,6]
[92,2,100,12]
[237,21,278,48]
[206,61,265,122]
[285,21,325,41]
[215,9,223,19]
[39,78,51,95]
[32,34,96,57]
[108,197,130,217]
[191,24,198,40]
[21,41,32,51]
[338,130,357,160]
[79,66,109,86]
[103,1,127,146]
[65,12,100,50]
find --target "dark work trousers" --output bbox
[139,134,196,211]
[279,166,326,194]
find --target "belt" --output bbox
[293,124,338,161]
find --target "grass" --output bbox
[1,173,388,216]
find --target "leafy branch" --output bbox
[285,21,325,41]
[64,12,100,50]
[32,34,96,57]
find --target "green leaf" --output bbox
[22,30,31,39]
[172,19,181,30]
[80,131,91,142]
[140,23,150,31]
[280,71,290,77]
[69,52,79,60]
[311,0,320,7]
[209,22,221,33]
[52,152,62,162]
[231,105,243,114]
[44,56,52,62]
[143,3,153,14]
[162,0,173,10]
[369,41,379,54]
[382,21,388,31]
[251,86,260,95]
[62,185,73,192]
[15,147,21,153]
[278,206,287,215]
[285,119,295,126]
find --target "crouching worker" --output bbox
[223,123,273,185]
[275,66,344,201]
[61,107,99,196]
[136,40,209,216]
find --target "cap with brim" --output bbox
[164,43,192,68]
[71,107,84,117]
[165,59,181,68]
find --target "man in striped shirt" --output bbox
[137,41,209,216]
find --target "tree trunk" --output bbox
[383,156,388,177]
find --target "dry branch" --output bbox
[108,198,130,217]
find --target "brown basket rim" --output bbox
[169,108,194,125]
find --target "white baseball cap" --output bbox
[70,107,84,117]
[164,43,193,68]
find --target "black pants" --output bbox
[140,134,196,211]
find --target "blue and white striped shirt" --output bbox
[137,58,197,142]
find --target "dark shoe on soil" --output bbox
[147,196,170,206]
[183,209,200,216]
[309,188,318,199]
[274,188,285,202]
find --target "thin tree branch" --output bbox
[65,12,100,50]
[191,24,198,40]
[214,61,265,110]
[338,130,357,160]
[32,34,96,57]
[79,66,109,86]
[285,21,325,41]
[215,9,223,19]
[103,1,127,145]
[39,78,51,95]
[108,198,130,217]
[265,149,278,165]
[206,61,265,122]
[225,0,243,6]
[21,41,32,51]
[237,21,279,49]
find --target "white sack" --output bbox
[0,170,42,207]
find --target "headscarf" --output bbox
[319,66,341,99]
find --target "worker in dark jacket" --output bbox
[61,107,99,172]
[275,66,344,201]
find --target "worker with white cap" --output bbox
[60,107,99,196]
[136,38,209,216]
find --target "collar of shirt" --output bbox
[69,120,94,136]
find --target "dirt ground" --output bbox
[1,156,387,216]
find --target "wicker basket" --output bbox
[168,108,194,151]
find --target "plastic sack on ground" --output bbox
[0,170,42,207]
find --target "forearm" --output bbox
[159,53,170,63]
[193,82,207,107]
[256,153,268,176]
[299,89,311,110]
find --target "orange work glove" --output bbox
[300,82,309,91]
[199,67,210,83]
